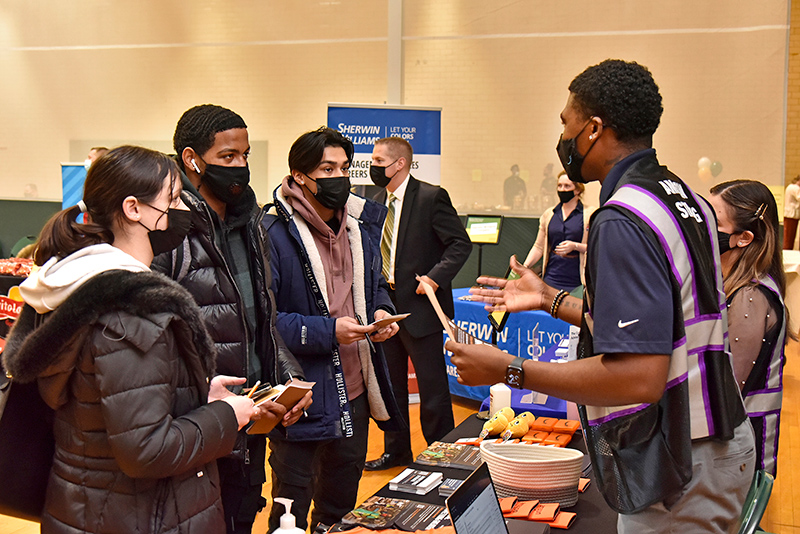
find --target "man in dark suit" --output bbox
[365,136,472,470]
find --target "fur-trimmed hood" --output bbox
[19,243,150,314]
[3,269,216,385]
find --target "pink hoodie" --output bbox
[281,177,365,400]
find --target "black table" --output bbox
[370,415,618,533]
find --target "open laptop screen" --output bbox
[446,463,508,534]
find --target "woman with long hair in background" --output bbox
[709,179,789,477]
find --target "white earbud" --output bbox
[191,159,201,174]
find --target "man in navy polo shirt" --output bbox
[447,59,755,533]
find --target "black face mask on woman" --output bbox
[304,174,351,210]
[139,205,192,256]
[717,230,737,254]
[557,190,576,204]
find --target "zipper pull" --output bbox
[245,448,250,465]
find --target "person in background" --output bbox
[538,162,557,211]
[709,179,788,477]
[86,146,109,166]
[152,104,310,534]
[523,171,595,292]
[503,164,527,209]
[783,174,800,249]
[365,136,472,471]
[263,126,403,533]
[13,242,36,259]
[448,59,753,533]
[23,183,39,198]
[3,145,257,533]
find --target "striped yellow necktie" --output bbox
[381,194,396,280]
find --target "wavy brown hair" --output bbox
[710,180,783,295]
[34,146,178,265]
[710,179,792,339]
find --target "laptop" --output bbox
[445,462,550,534]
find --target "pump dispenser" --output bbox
[273,497,304,533]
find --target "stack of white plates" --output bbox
[479,441,584,507]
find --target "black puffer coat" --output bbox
[3,270,238,533]
[152,177,303,385]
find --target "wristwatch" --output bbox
[505,356,526,389]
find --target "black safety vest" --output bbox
[579,154,746,513]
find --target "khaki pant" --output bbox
[618,420,756,534]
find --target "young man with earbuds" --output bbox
[152,104,311,534]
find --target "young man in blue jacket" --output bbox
[262,126,404,533]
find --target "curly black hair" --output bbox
[568,59,663,144]
[288,126,355,175]
[173,104,247,168]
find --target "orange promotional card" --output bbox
[504,499,540,519]
[521,430,550,443]
[528,502,560,522]
[498,497,518,514]
[529,416,558,432]
[553,419,581,434]
[543,432,572,447]
[548,511,577,529]
[455,437,483,446]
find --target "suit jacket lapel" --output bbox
[396,176,418,259]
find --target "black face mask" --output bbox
[199,161,250,206]
[557,190,576,204]
[369,159,399,188]
[717,230,737,255]
[140,206,192,257]
[304,174,351,210]
[556,121,597,184]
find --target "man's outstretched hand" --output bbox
[469,255,548,313]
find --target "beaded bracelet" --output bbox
[550,289,568,318]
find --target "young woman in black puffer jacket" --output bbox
[3,146,258,533]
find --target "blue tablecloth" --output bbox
[477,344,568,419]
[444,287,571,402]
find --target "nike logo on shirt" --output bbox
[617,319,640,328]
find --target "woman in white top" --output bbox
[783,174,800,249]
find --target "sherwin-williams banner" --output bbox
[327,104,441,186]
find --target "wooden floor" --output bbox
[2,340,799,533]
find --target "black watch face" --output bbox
[505,368,523,388]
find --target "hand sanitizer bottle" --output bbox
[273,497,304,533]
